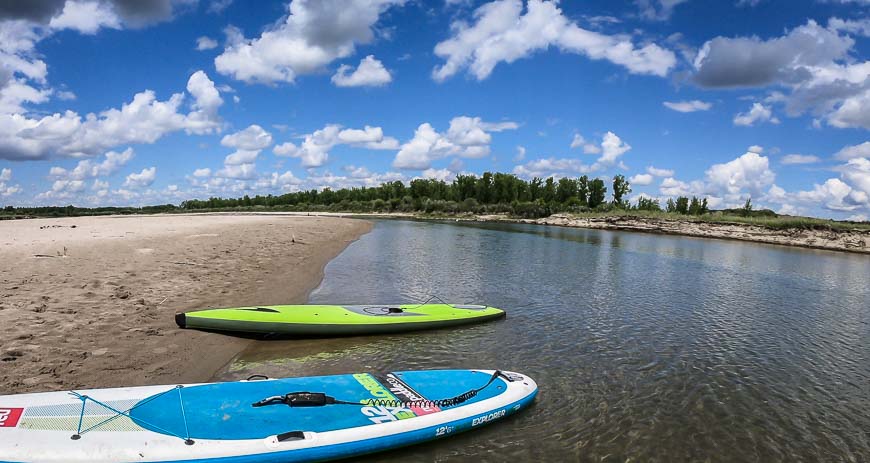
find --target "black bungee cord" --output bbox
[252,370,509,410]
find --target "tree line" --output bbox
[178,173,714,219]
[1,172,723,219]
[1,204,177,218]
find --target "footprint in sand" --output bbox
[2,350,24,362]
[113,289,131,299]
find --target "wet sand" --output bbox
[0,214,371,394]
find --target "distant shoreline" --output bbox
[465,213,870,255]
[201,211,870,255]
[4,210,869,255]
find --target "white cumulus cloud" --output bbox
[0,167,20,196]
[827,88,870,129]
[629,173,654,185]
[0,71,224,160]
[705,151,775,197]
[48,1,122,34]
[432,0,676,82]
[420,168,456,182]
[597,131,631,167]
[516,130,632,178]
[513,157,592,178]
[331,55,392,87]
[658,176,706,198]
[124,166,156,188]
[196,36,218,50]
[258,170,302,191]
[646,166,674,177]
[215,163,257,180]
[48,147,134,180]
[570,133,601,154]
[694,19,870,129]
[834,141,870,160]
[224,149,260,166]
[792,178,866,212]
[275,124,399,168]
[663,100,712,112]
[781,154,820,165]
[733,103,779,126]
[393,116,518,170]
[221,124,272,150]
[214,0,404,84]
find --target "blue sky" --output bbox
[0,0,868,220]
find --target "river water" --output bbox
[217,219,870,462]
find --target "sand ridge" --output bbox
[0,214,371,394]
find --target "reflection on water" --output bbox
[217,220,870,461]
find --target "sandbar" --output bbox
[0,214,371,393]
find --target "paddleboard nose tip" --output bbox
[175,312,187,329]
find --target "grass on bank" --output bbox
[540,209,870,232]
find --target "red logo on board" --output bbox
[0,408,24,428]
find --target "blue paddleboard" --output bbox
[0,369,538,462]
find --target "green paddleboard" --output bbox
[175,304,505,336]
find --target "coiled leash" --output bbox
[252,370,512,409]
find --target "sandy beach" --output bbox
[0,214,371,394]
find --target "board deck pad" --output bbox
[176,304,506,336]
[0,369,538,463]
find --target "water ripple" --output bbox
[218,220,870,462]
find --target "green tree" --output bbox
[543,177,557,203]
[515,178,530,202]
[611,174,632,206]
[675,196,689,214]
[409,179,430,199]
[556,177,578,203]
[452,175,477,201]
[742,197,753,217]
[700,198,709,214]
[636,196,661,211]
[666,198,676,213]
[588,178,607,208]
[320,188,335,205]
[493,173,519,203]
[476,172,493,203]
[577,175,589,206]
[688,196,701,215]
[528,177,543,201]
